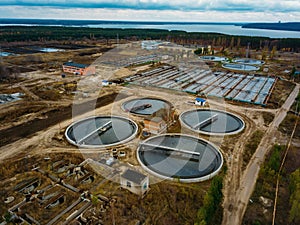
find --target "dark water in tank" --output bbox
[181,109,244,133]
[123,98,170,115]
[138,135,222,179]
[67,117,137,146]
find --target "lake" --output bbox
[87,23,300,38]
[1,20,299,38]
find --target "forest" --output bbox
[242,22,300,32]
[1,26,300,52]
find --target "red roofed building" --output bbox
[62,62,96,75]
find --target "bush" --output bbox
[262,112,275,126]
[194,48,203,55]
[289,169,300,224]
[195,176,223,225]
[243,130,264,167]
[267,144,284,172]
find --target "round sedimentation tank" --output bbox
[222,63,260,71]
[233,58,265,65]
[122,97,171,116]
[65,116,138,148]
[137,134,223,182]
[180,109,245,135]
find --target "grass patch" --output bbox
[262,112,275,126]
[243,144,285,225]
[291,92,300,113]
[289,169,300,224]
[268,80,295,109]
[279,113,300,139]
[243,130,264,168]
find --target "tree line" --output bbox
[1,26,300,52]
[194,175,223,225]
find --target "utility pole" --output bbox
[246,42,250,58]
[117,33,119,47]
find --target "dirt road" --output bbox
[222,84,299,225]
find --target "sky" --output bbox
[0,0,300,22]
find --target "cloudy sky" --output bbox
[0,0,299,22]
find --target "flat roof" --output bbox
[121,169,147,184]
[145,117,163,123]
[195,98,206,102]
[63,62,89,68]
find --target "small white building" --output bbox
[102,80,109,86]
[195,97,206,106]
[120,169,149,196]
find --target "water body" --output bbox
[122,98,171,116]
[0,93,23,104]
[0,52,15,57]
[222,63,260,71]
[39,47,65,53]
[138,134,223,180]
[180,109,245,135]
[1,19,299,38]
[66,116,137,147]
[88,24,300,38]
[28,46,65,53]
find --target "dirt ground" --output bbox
[242,141,300,225]
[0,45,298,225]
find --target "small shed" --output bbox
[120,169,149,196]
[102,80,109,86]
[195,97,206,106]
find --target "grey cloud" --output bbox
[0,0,299,12]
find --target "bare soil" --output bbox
[268,79,296,108]
[0,92,127,147]
[0,44,298,225]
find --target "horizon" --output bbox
[0,18,299,24]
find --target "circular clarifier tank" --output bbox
[222,63,260,71]
[122,97,171,116]
[65,116,138,148]
[180,109,245,135]
[137,134,223,182]
[233,58,265,65]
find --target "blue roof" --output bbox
[195,98,206,102]
[63,62,89,68]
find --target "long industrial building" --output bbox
[62,62,96,76]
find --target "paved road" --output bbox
[223,84,299,225]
